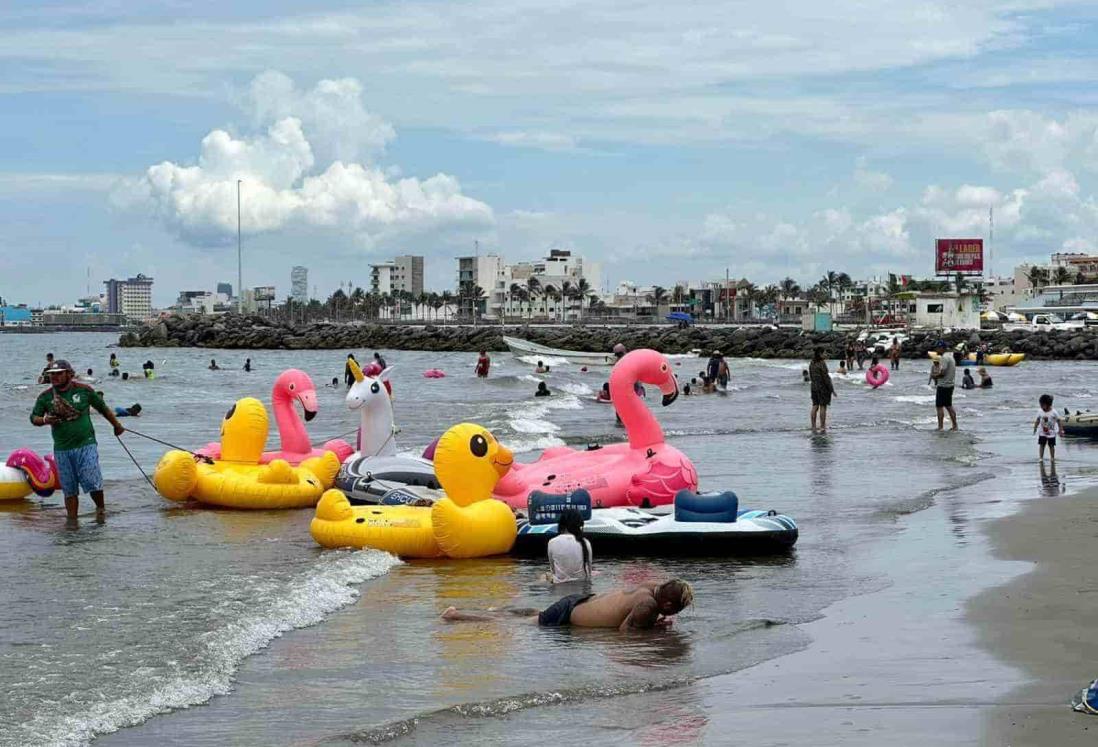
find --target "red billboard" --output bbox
[935,238,984,275]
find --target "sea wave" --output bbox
[16,550,399,747]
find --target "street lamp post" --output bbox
[236,179,243,314]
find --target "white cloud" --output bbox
[117,72,492,246]
[489,131,579,152]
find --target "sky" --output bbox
[3,0,1098,306]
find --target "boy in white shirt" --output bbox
[1033,394,1064,462]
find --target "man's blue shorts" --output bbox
[55,444,103,497]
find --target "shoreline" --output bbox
[968,483,1098,745]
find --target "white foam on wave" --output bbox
[516,354,569,368]
[509,434,567,453]
[510,418,561,434]
[555,381,594,396]
[22,550,400,747]
[894,394,937,404]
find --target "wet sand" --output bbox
[969,484,1098,746]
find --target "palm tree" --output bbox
[650,286,668,316]
[1025,265,1049,290]
[1052,266,1073,285]
[954,271,968,296]
[541,283,556,320]
[820,271,838,315]
[525,277,541,320]
[576,277,592,320]
[440,290,454,322]
[779,277,800,300]
[560,280,574,321]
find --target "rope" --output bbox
[120,427,213,462]
[115,434,158,491]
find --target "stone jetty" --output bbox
[118,313,1098,360]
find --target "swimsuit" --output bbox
[537,593,594,627]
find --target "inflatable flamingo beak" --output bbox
[659,371,679,407]
[297,388,319,422]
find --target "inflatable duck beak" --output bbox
[349,358,365,383]
[298,388,319,422]
[491,443,514,477]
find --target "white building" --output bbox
[456,253,506,317]
[908,292,981,329]
[496,250,602,321]
[104,274,154,322]
[291,266,308,304]
[371,255,424,296]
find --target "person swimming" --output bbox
[209,359,220,370]
[114,403,142,417]
[328,377,340,388]
[802,369,810,383]
[535,381,551,397]
[545,507,592,583]
[121,372,130,381]
[243,358,252,372]
[442,578,694,630]
[142,360,155,379]
[597,382,611,402]
[535,360,549,374]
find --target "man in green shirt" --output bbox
[30,359,125,520]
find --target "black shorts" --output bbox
[537,594,594,627]
[1039,436,1056,447]
[811,392,831,407]
[935,387,954,408]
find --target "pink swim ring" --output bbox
[866,364,889,389]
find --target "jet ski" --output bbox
[512,489,798,557]
[336,454,439,505]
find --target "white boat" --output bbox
[502,336,620,366]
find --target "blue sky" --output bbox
[2,0,1098,305]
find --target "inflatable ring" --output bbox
[865,365,889,389]
[423,369,446,379]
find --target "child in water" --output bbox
[1033,394,1063,462]
[961,369,976,389]
[837,360,848,376]
[596,382,611,402]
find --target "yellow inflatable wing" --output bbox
[310,490,442,558]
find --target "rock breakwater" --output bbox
[119,314,1098,360]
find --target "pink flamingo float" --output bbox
[199,369,354,465]
[493,349,698,509]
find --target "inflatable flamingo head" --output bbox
[610,349,680,406]
[273,369,319,422]
[346,358,393,412]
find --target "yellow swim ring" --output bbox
[153,397,339,509]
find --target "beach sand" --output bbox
[969,484,1098,746]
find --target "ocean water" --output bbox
[1,332,1097,746]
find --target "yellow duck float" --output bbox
[153,398,340,509]
[310,422,517,559]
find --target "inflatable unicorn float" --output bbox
[494,348,698,509]
[334,358,439,502]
